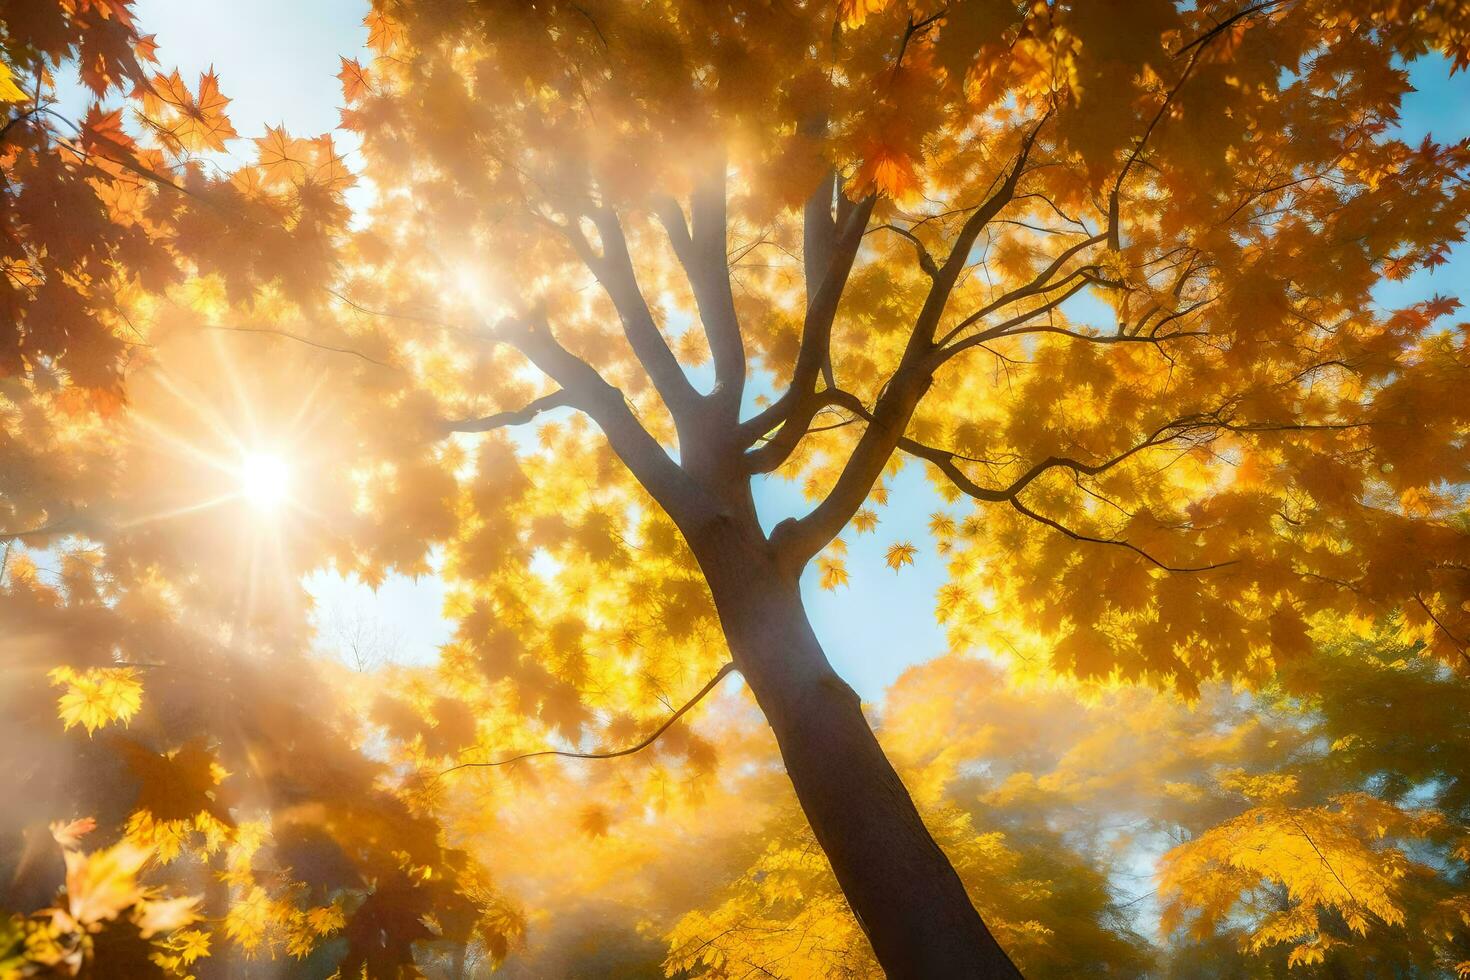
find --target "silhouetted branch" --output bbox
[441,662,736,774]
[442,389,576,433]
[203,325,398,369]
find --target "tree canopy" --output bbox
[3,0,1470,976]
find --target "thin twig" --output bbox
[440,662,736,775]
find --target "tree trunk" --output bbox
[695,529,1023,979]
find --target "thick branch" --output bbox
[571,208,705,429]
[804,169,839,308]
[441,662,736,774]
[738,192,878,460]
[500,315,713,529]
[654,164,746,420]
[769,115,1050,566]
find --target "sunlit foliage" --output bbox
[3,0,1469,974]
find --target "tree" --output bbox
[5,0,1470,975]
[1156,620,1470,977]
[663,654,1155,979]
[1,7,519,973]
[334,1,1470,973]
[0,340,524,973]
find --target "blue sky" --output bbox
[121,0,1470,700]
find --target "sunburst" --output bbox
[236,451,292,513]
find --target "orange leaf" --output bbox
[338,56,371,103]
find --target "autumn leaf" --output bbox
[144,68,238,151]
[338,56,371,102]
[849,144,923,203]
[159,928,211,966]
[838,0,891,29]
[578,805,613,838]
[818,556,850,590]
[134,894,201,938]
[117,736,235,826]
[49,666,143,735]
[50,817,99,849]
[306,904,346,936]
[135,33,159,64]
[885,542,917,571]
[0,60,26,102]
[364,10,404,53]
[62,841,150,928]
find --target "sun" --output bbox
[238,452,291,512]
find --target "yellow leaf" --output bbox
[852,508,879,534]
[838,0,891,28]
[578,804,612,838]
[306,904,346,936]
[819,556,849,590]
[134,895,201,938]
[885,541,917,571]
[223,886,274,951]
[164,928,212,965]
[49,666,143,735]
[64,841,149,927]
[0,60,26,102]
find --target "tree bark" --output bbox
[692,524,1023,979]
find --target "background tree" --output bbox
[1,6,519,968]
[4,0,1470,976]
[0,329,523,974]
[1156,620,1470,977]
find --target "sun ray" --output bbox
[149,370,250,459]
[114,493,243,529]
[127,411,245,479]
[212,329,265,446]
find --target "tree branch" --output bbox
[570,207,705,430]
[1415,593,1470,670]
[768,114,1051,566]
[1110,0,1291,247]
[934,232,1106,349]
[869,223,939,278]
[934,278,1094,365]
[441,389,576,434]
[738,192,878,461]
[498,313,713,529]
[654,159,746,421]
[203,324,399,370]
[804,169,839,309]
[0,519,84,542]
[1007,496,1236,573]
[440,662,736,774]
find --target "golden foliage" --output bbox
[48,667,143,736]
[4,0,1470,974]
